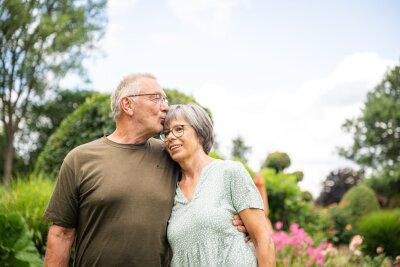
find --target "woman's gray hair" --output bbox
[110,73,156,120]
[164,103,214,154]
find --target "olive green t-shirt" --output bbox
[45,137,179,267]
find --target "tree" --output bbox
[339,64,400,205]
[0,0,107,186]
[231,135,251,163]
[316,168,364,207]
[339,64,400,171]
[262,151,291,173]
[17,89,97,170]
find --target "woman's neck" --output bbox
[179,153,214,180]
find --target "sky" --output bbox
[72,0,400,197]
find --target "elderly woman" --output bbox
[160,103,275,267]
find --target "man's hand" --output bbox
[232,214,252,241]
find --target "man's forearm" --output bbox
[44,224,76,267]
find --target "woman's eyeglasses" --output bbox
[160,125,191,141]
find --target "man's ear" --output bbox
[120,97,134,116]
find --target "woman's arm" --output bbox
[239,208,276,267]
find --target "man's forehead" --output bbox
[137,77,164,93]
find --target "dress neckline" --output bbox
[176,159,220,204]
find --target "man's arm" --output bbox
[44,224,76,267]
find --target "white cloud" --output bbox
[194,52,395,197]
[107,0,138,10]
[150,32,189,49]
[167,0,250,36]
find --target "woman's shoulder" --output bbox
[214,159,246,174]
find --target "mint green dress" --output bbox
[167,160,264,267]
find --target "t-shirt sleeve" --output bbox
[44,160,79,228]
[229,162,264,213]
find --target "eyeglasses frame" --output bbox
[160,124,192,141]
[127,93,169,105]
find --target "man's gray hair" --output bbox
[110,73,156,120]
[164,103,214,154]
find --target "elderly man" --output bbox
[44,73,179,266]
[44,73,253,266]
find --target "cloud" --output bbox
[167,0,250,36]
[150,32,189,49]
[107,0,138,10]
[194,52,395,197]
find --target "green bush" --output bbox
[329,184,380,244]
[35,90,207,177]
[0,212,42,267]
[260,168,322,234]
[0,174,55,255]
[35,94,114,177]
[328,207,355,244]
[358,209,400,258]
[261,151,291,173]
[340,183,380,223]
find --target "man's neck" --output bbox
[107,125,153,145]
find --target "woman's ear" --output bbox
[120,97,134,116]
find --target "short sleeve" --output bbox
[44,160,79,228]
[228,162,264,213]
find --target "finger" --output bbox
[233,214,240,220]
[245,236,251,242]
[236,225,246,232]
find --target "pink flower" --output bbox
[349,235,363,252]
[290,223,300,233]
[275,221,283,230]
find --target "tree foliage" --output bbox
[339,64,400,206]
[35,89,207,177]
[230,135,252,163]
[340,65,400,169]
[0,0,107,185]
[18,89,97,168]
[262,151,291,173]
[259,168,318,233]
[316,168,364,207]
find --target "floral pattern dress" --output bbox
[167,160,264,267]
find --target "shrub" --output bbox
[339,183,380,222]
[35,94,114,177]
[0,174,55,255]
[328,184,380,245]
[358,209,400,258]
[328,207,355,244]
[262,151,291,173]
[260,168,322,235]
[0,212,42,267]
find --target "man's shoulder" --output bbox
[64,137,105,160]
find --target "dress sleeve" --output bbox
[228,162,264,213]
[44,160,79,228]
